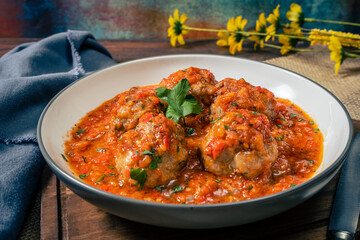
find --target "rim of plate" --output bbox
[37,54,354,209]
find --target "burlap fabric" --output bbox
[265,45,360,121]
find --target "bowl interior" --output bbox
[40,54,351,188]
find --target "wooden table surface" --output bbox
[2,38,359,240]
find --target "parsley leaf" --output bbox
[130,168,147,190]
[155,78,202,123]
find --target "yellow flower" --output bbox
[249,13,267,50]
[286,3,305,28]
[216,30,230,47]
[168,9,189,47]
[309,29,360,49]
[278,27,302,55]
[329,36,346,74]
[266,5,281,41]
[226,16,248,55]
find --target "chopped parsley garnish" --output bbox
[290,113,299,118]
[96,148,107,153]
[177,144,180,153]
[79,174,89,179]
[275,136,283,141]
[82,156,86,163]
[243,172,248,175]
[142,150,154,156]
[277,124,282,128]
[309,121,314,125]
[149,159,158,170]
[134,150,139,155]
[224,125,230,130]
[130,168,147,190]
[314,128,320,131]
[236,114,245,118]
[95,174,106,184]
[248,185,253,191]
[117,135,123,141]
[308,160,314,164]
[108,173,115,176]
[76,128,85,134]
[290,183,297,188]
[155,78,202,123]
[210,117,222,124]
[154,186,167,191]
[108,165,115,169]
[61,154,68,162]
[277,117,286,121]
[251,111,258,115]
[186,127,195,136]
[173,185,184,193]
[298,118,306,122]
[156,156,162,163]
[215,179,222,183]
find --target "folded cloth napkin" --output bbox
[0,30,116,239]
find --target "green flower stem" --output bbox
[263,43,329,52]
[345,52,360,58]
[183,26,360,47]
[305,18,360,27]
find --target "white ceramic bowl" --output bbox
[37,54,353,229]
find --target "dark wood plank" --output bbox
[40,165,58,240]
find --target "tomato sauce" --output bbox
[64,69,323,204]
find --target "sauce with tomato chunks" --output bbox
[64,67,323,204]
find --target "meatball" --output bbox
[115,112,188,188]
[111,86,164,135]
[200,110,278,178]
[160,67,218,105]
[211,78,277,120]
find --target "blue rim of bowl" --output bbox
[37,54,354,209]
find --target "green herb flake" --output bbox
[61,154,68,162]
[79,174,89,179]
[95,174,106,184]
[251,111,258,115]
[155,78,202,123]
[182,69,187,72]
[309,121,314,125]
[278,117,286,121]
[314,128,320,131]
[224,125,230,130]
[134,150,139,155]
[290,183,297,188]
[177,144,180,153]
[96,148,107,153]
[142,150,154,156]
[243,172,248,175]
[108,165,115,169]
[154,186,167,191]
[117,135,123,142]
[76,128,86,134]
[248,185,253,191]
[215,179,222,183]
[308,160,314,164]
[149,159,158,170]
[173,185,184,193]
[275,136,283,141]
[210,117,222,124]
[108,173,115,176]
[290,113,299,118]
[130,168,147,190]
[236,114,245,118]
[186,127,195,136]
[298,118,306,122]
[156,156,162,163]
[277,124,282,128]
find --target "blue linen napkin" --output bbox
[0,30,116,239]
